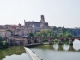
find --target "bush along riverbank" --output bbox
[0,37,9,49]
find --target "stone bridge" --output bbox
[25,37,80,45]
[7,36,80,46]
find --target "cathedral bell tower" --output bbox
[40,15,45,28]
[40,15,45,23]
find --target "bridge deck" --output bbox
[25,47,43,60]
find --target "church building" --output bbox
[24,15,49,28]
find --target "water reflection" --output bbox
[31,43,80,60]
[53,44,80,51]
[53,44,75,51]
[32,45,54,50]
[53,44,58,50]
[33,43,80,52]
[63,44,69,51]
[68,45,75,51]
[0,40,80,60]
[2,53,29,60]
[73,39,80,51]
[0,46,27,60]
[52,39,80,51]
[58,45,63,51]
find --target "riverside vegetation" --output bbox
[29,26,73,43]
[0,36,9,49]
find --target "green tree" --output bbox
[6,29,12,32]
[63,31,73,37]
[40,29,51,37]
[57,27,63,33]
[29,33,34,37]
[2,41,9,48]
[0,36,3,41]
[0,36,9,49]
[0,41,3,48]
[53,26,57,31]
[50,31,54,37]
[34,32,41,37]
[57,33,63,37]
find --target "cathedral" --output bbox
[24,15,49,28]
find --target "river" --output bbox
[0,39,80,60]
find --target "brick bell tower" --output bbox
[40,15,45,27]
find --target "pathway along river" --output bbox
[0,39,80,60]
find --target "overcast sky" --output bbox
[0,0,80,28]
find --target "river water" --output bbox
[0,39,80,60]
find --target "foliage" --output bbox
[40,29,51,37]
[57,33,63,37]
[34,27,73,37]
[43,38,48,42]
[63,31,73,37]
[0,36,3,41]
[33,26,73,41]
[14,34,19,36]
[0,36,9,49]
[2,41,9,48]
[34,32,41,37]
[52,27,73,37]
[6,29,12,32]
[53,39,58,42]
[53,26,57,31]
[34,39,39,43]
[29,33,34,37]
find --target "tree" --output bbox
[14,34,19,36]
[53,26,57,31]
[0,36,3,41]
[0,41,3,48]
[57,27,63,33]
[63,31,73,37]
[6,29,12,32]
[0,36,9,49]
[29,33,34,37]
[40,29,51,37]
[2,41,9,48]
[57,33,63,37]
[34,32,41,37]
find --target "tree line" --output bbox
[28,27,73,43]
[29,26,73,37]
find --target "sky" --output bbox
[0,0,80,28]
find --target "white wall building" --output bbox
[0,29,11,37]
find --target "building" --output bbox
[0,29,11,37]
[24,15,49,28]
[0,15,49,37]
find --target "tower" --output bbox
[24,20,25,26]
[40,15,45,23]
[40,15,45,28]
